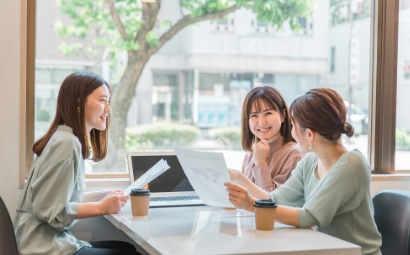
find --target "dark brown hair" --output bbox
[290,88,354,141]
[32,71,111,162]
[241,86,293,151]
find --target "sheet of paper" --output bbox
[124,159,170,195]
[174,148,232,207]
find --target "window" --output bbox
[396,2,410,171]
[22,0,400,182]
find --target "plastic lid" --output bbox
[130,188,151,196]
[253,199,277,208]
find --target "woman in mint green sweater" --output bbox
[226,88,382,255]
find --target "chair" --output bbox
[0,196,18,255]
[373,190,410,255]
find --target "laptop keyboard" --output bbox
[150,195,200,201]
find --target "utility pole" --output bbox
[347,0,363,124]
[347,3,353,124]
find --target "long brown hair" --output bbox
[241,86,293,151]
[290,88,354,141]
[32,71,111,162]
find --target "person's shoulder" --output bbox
[48,126,82,153]
[342,149,368,167]
[302,152,318,165]
[337,149,371,176]
[293,152,317,174]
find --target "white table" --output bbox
[105,205,361,255]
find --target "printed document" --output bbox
[174,148,232,207]
[124,159,170,195]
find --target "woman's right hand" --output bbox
[98,193,129,214]
[253,139,270,165]
[224,182,256,212]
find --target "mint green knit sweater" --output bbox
[270,150,382,255]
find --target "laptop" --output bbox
[127,151,204,208]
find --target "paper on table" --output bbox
[174,148,232,207]
[123,159,170,195]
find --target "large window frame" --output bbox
[19,0,402,187]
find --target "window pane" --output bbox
[35,0,371,174]
[396,3,410,170]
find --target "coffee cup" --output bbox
[130,188,151,219]
[253,199,277,231]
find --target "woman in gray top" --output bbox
[14,72,140,255]
[226,88,382,255]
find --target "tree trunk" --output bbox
[99,51,149,172]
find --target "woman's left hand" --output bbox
[224,182,256,212]
[100,189,124,200]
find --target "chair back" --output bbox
[0,196,18,255]
[373,190,410,255]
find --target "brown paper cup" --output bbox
[253,199,277,231]
[131,195,150,217]
[130,189,151,219]
[254,207,276,231]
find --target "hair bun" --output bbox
[342,122,355,137]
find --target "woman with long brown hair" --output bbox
[226,88,381,255]
[236,86,302,191]
[14,72,140,255]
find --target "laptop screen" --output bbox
[128,152,195,193]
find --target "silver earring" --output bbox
[309,143,312,151]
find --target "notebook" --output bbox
[127,151,204,208]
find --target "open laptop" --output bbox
[127,151,204,208]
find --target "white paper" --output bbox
[124,159,170,195]
[174,148,232,207]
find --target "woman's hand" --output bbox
[98,193,129,214]
[253,139,270,165]
[224,182,256,212]
[228,169,242,183]
[100,189,124,199]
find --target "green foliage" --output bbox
[329,0,371,26]
[56,0,316,56]
[211,126,241,148]
[181,0,231,17]
[237,0,315,30]
[146,31,159,47]
[180,0,314,30]
[55,0,142,60]
[396,129,410,149]
[125,123,200,151]
[36,109,51,122]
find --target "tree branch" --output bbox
[135,2,161,48]
[106,0,130,41]
[148,4,240,57]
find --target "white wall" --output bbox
[0,0,24,216]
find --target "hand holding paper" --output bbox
[174,148,232,207]
[124,159,170,195]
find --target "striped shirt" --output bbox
[270,150,382,255]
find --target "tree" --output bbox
[55,0,314,171]
[329,0,371,26]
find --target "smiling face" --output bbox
[248,100,284,143]
[84,85,111,134]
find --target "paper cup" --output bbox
[253,199,277,231]
[130,188,151,218]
